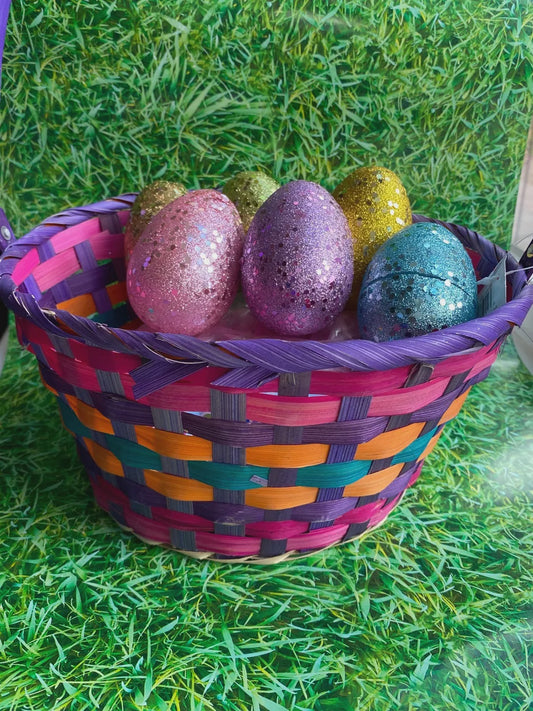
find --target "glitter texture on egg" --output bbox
[241,180,354,336]
[358,222,478,341]
[332,166,412,299]
[222,171,280,232]
[127,189,244,335]
[124,180,187,262]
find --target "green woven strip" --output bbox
[90,302,135,326]
[58,399,438,490]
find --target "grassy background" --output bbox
[1,0,532,709]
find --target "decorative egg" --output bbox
[124,180,187,262]
[127,189,244,335]
[358,222,478,341]
[332,166,412,299]
[222,171,280,232]
[241,180,354,336]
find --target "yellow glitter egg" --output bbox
[222,170,280,232]
[332,166,412,301]
[124,180,187,262]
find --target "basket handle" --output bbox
[0,0,15,256]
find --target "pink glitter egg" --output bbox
[241,180,354,336]
[127,189,244,335]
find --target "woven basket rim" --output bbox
[0,193,532,378]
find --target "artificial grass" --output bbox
[0,1,532,709]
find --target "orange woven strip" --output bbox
[84,438,124,477]
[134,426,213,461]
[356,422,425,460]
[57,293,96,317]
[439,388,470,424]
[245,486,319,509]
[343,463,404,496]
[245,443,329,467]
[65,394,114,434]
[144,470,213,501]
[57,282,129,316]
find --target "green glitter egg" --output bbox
[222,171,280,232]
[124,180,187,262]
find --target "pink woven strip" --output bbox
[49,211,130,253]
[246,520,309,538]
[367,495,402,528]
[124,509,171,545]
[194,530,261,556]
[432,342,497,377]
[151,506,213,531]
[33,233,124,292]
[368,377,449,416]
[68,340,141,373]
[247,394,341,426]
[11,248,40,287]
[285,524,349,552]
[468,348,499,378]
[335,498,384,524]
[34,250,82,291]
[309,367,412,396]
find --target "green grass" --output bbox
[1,1,533,709]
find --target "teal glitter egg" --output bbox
[358,222,478,341]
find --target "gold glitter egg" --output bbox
[222,170,280,232]
[332,166,412,301]
[124,180,187,262]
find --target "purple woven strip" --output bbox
[74,241,113,313]
[212,366,278,389]
[195,502,264,524]
[290,497,356,522]
[316,487,345,502]
[211,390,246,466]
[380,466,415,498]
[92,392,153,425]
[267,469,298,487]
[37,240,57,262]
[327,395,372,464]
[131,360,206,400]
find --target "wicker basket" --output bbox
[0,196,531,562]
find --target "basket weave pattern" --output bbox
[1,195,532,562]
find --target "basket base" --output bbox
[113,492,405,565]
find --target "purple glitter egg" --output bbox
[127,189,244,335]
[241,180,354,336]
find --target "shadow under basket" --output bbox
[0,195,532,563]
